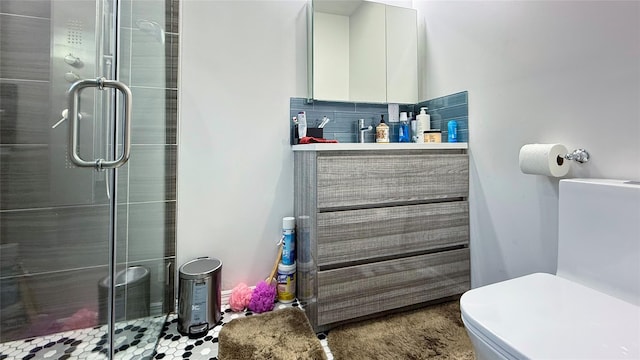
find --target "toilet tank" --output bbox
[557,179,640,306]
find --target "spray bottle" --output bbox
[281,217,296,265]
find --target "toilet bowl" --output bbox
[461,179,640,359]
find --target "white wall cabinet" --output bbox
[312,1,418,104]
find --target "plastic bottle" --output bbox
[277,262,296,303]
[415,107,430,143]
[297,112,307,139]
[398,112,410,142]
[409,112,417,142]
[375,114,389,143]
[282,217,296,265]
[447,120,458,143]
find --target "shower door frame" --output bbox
[0,0,178,357]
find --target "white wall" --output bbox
[179,0,639,292]
[415,1,640,287]
[179,0,307,290]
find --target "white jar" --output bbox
[277,262,296,303]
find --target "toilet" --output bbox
[460,179,640,359]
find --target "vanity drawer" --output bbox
[317,201,469,267]
[316,248,470,326]
[316,153,468,209]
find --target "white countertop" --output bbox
[292,142,468,151]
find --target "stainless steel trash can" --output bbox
[98,266,150,323]
[177,257,222,337]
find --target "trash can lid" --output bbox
[99,266,149,288]
[179,257,222,279]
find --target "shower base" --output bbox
[0,315,166,359]
[0,300,303,359]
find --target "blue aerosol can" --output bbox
[281,217,296,265]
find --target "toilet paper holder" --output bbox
[559,148,590,165]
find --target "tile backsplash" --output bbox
[290,91,468,144]
[417,91,468,143]
[290,98,413,143]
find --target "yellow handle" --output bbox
[266,244,283,285]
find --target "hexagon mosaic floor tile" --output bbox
[0,300,334,360]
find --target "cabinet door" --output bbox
[348,1,386,103]
[316,248,470,325]
[317,201,469,267]
[386,5,418,104]
[317,153,468,209]
[313,11,350,101]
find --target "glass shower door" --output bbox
[0,0,176,358]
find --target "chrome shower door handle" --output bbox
[67,77,132,170]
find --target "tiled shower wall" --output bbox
[290,91,468,143]
[0,0,178,342]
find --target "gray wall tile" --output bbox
[439,117,468,143]
[130,30,176,89]
[127,201,176,261]
[128,145,176,203]
[0,266,109,342]
[429,103,468,122]
[290,92,469,144]
[0,0,50,18]
[127,0,179,34]
[290,97,310,110]
[120,0,133,29]
[0,205,110,274]
[168,33,178,89]
[418,91,467,109]
[0,14,50,81]
[354,103,388,113]
[119,28,132,86]
[168,0,180,34]
[312,100,355,112]
[424,91,469,142]
[131,87,177,145]
[131,0,168,35]
[0,145,50,210]
[0,80,50,145]
[0,145,119,210]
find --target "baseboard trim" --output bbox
[221,289,232,307]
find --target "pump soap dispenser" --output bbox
[376,115,389,143]
[415,107,430,143]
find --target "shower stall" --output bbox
[0,0,178,358]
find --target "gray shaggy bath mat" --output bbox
[327,300,474,360]
[218,307,326,360]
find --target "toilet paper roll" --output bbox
[519,144,569,177]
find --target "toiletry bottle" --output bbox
[376,115,389,143]
[297,111,307,139]
[409,112,417,142]
[282,217,296,265]
[398,112,410,142]
[447,120,458,142]
[292,117,298,145]
[415,107,430,143]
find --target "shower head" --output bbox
[136,19,165,44]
